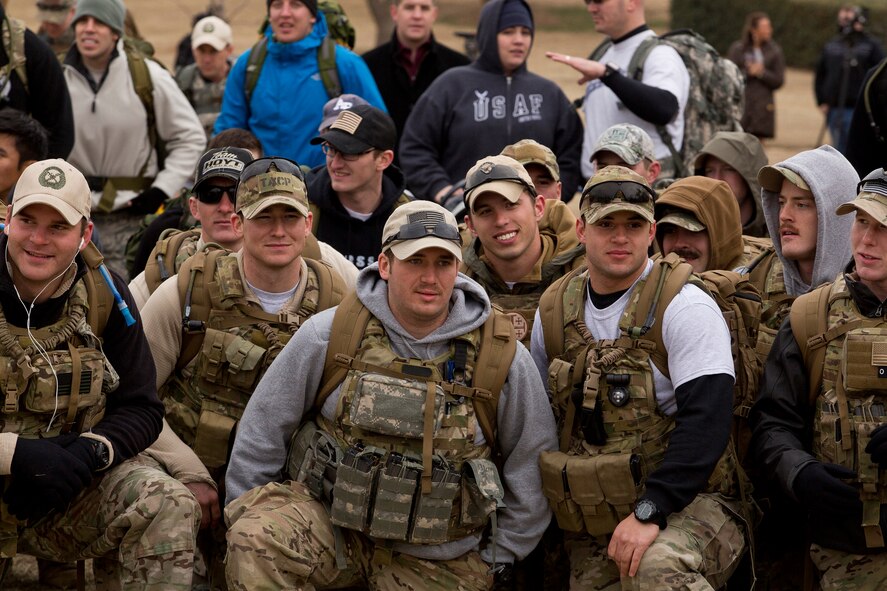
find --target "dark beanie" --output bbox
[267,0,317,18]
[498,0,533,33]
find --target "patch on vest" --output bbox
[874,341,887,376]
[505,312,528,342]
[39,166,66,190]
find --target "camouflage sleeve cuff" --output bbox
[81,432,115,472]
[0,432,18,475]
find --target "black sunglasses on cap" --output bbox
[464,162,537,198]
[37,2,69,11]
[194,185,235,205]
[383,221,462,247]
[239,157,305,184]
[581,181,656,206]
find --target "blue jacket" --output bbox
[213,12,386,168]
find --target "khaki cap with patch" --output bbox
[381,200,463,261]
[463,155,537,211]
[500,139,560,182]
[12,159,91,224]
[580,165,656,224]
[657,211,706,232]
[236,169,310,220]
[758,165,810,193]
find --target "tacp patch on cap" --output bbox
[236,166,310,220]
[580,165,655,225]
[500,139,560,182]
[191,16,233,51]
[310,104,396,154]
[591,123,656,166]
[463,155,536,210]
[13,159,91,225]
[758,165,810,193]
[193,147,253,192]
[381,200,463,262]
[657,211,706,232]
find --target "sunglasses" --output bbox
[383,221,462,247]
[464,162,537,198]
[37,2,69,11]
[581,181,656,206]
[322,144,374,162]
[194,185,234,204]
[240,157,305,184]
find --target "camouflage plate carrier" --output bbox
[0,243,118,557]
[536,255,755,535]
[176,63,226,138]
[286,292,517,548]
[791,276,887,549]
[744,247,791,364]
[159,249,346,468]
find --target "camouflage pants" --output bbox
[92,209,145,279]
[16,458,200,590]
[810,543,887,590]
[566,494,746,591]
[225,480,493,591]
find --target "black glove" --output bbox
[866,424,887,467]
[4,438,93,521]
[129,187,168,215]
[794,461,862,518]
[492,563,514,591]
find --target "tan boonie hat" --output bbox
[236,167,310,220]
[580,165,655,225]
[13,159,91,225]
[191,16,233,51]
[37,0,74,25]
[463,155,537,211]
[381,200,463,262]
[837,168,887,224]
[591,123,656,166]
[500,139,560,182]
[758,165,810,193]
[658,211,706,232]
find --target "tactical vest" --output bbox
[461,240,584,346]
[160,250,345,468]
[793,277,887,548]
[176,64,225,138]
[746,249,791,364]
[537,265,744,536]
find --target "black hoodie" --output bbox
[398,0,582,200]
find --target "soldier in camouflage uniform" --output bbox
[176,16,233,140]
[35,0,76,58]
[531,166,748,590]
[461,155,584,348]
[223,200,557,590]
[750,169,887,590]
[138,157,348,589]
[0,159,199,588]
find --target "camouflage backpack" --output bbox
[245,0,356,102]
[591,29,745,178]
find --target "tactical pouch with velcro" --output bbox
[369,452,421,541]
[410,455,461,544]
[547,358,575,419]
[286,421,342,501]
[539,450,583,532]
[197,329,267,394]
[349,373,445,439]
[460,458,504,528]
[563,453,640,536]
[193,408,237,469]
[330,444,384,531]
[19,348,105,415]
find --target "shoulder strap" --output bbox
[175,248,227,371]
[80,242,114,335]
[588,38,612,61]
[244,38,268,104]
[864,57,887,144]
[304,256,348,311]
[145,228,198,292]
[538,266,585,361]
[175,64,197,104]
[303,232,323,261]
[123,39,159,178]
[314,291,371,410]
[789,283,832,405]
[317,36,342,99]
[2,17,27,93]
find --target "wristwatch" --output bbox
[634,498,666,528]
[84,437,111,471]
[602,62,620,79]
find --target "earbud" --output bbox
[79,238,85,250]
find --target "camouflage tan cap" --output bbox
[500,139,560,182]
[758,165,810,193]
[657,211,706,232]
[236,158,310,220]
[591,123,656,166]
[836,167,887,224]
[463,155,537,211]
[37,0,75,25]
[580,165,656,224]
[12,159,91,224]
[381,200,463,262]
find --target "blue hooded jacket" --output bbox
[214,11,386,168]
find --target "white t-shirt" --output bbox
[581,30,691,178]
[531,259,734,415]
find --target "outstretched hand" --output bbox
[545,52,607,84]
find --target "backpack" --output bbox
[123,191,196,278]
[590,29,745,178]
[245,0,356,102]
[789,282,836,406]
[314,292,517,469]
[1,16,27,93]
[122,36,167,176]
[539,254,762,463]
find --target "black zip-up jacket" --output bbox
[0,235,163,466]
[750,264,887,554]
[815,30,886,108]
[307,164,410,271]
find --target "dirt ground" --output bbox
[0,0,824,588]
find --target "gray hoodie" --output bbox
[225,264,557,565]
[761,145,859,297]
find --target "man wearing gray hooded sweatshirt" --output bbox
[223,200,556,590]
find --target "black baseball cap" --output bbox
[193,147,254,192]
[310,104,396,155]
